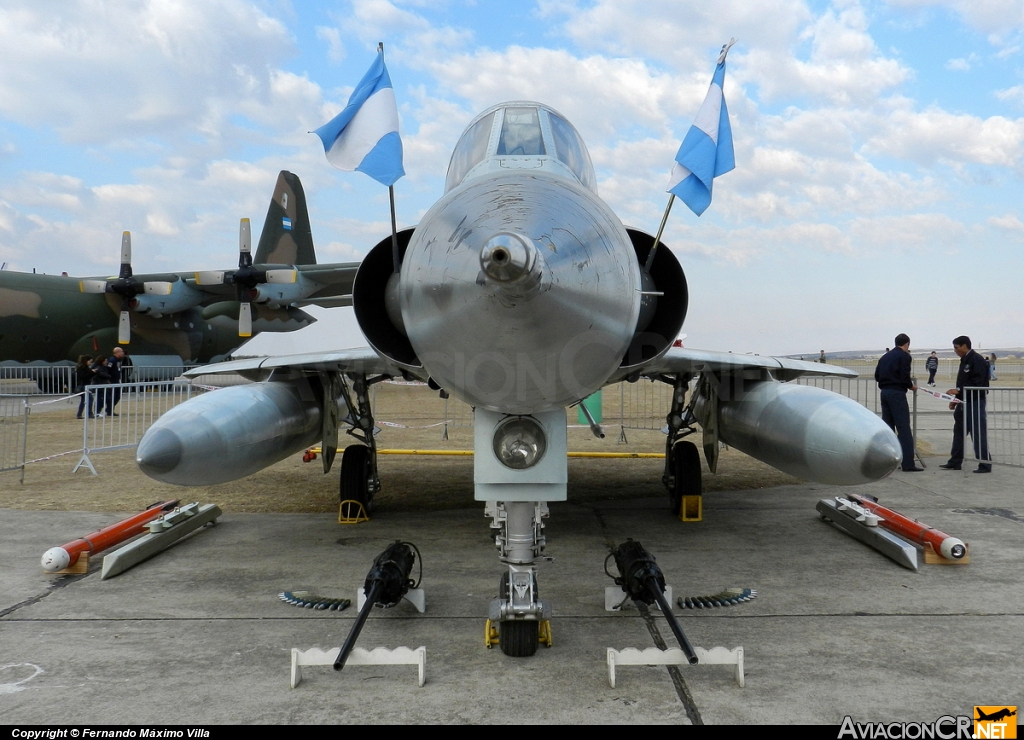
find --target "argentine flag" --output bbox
[667,41,736,216]
[313,51,405,187]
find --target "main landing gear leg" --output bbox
[339,374,380,514]
[485,501,552,657]
[661,374,702,517]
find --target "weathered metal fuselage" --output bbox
[401,170,640,414]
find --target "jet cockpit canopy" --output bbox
[445,102,597,194]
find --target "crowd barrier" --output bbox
[0,395,29,482]
[0,364,194,395]
[73,380,208,475]
[962,387,1024,471]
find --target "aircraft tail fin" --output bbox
[254,171,317,265]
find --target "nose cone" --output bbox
[479,233,537,283]
[860,428,903,480]
[136,427,183,479]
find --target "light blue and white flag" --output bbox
[313,51,405,187]
[667,40,736,216]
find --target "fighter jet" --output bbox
[0,171,358,365]
[137,101,903,657]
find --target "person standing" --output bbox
[989,353,997,381]
[818,350,827,363]
[88,355,112,418]
[74,355,93,419]
[925,351,939,386]
[874,333,922,472]
[940,336,992,473]
[106,347,127,416]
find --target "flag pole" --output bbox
[377,40,402,274]
[644,194,675,272]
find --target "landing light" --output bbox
[493,416,547,469]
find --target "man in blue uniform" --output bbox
[940,336,992,473]
[874,333,921,471]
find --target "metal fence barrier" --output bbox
[0,395,29,482]
[829,358,1021,381]
[962,387,1024,470]
[73,380,208,475]
[795,376,882,414]
[0,364,193,395]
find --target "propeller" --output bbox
[79,231,142,344]
[194,218,267,337]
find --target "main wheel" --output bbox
[340,444,373,512]
[668,440,702,515]
[499,620,539,657]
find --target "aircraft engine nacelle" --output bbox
[697,378,902,485]
[136,380,322,485]
[132,279,205,318]
[253,270,317,309]
[621,228,688,370]
[398,171,641,414]
[351,227,421,372]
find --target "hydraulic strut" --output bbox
[334,540,420,671]
[608,539,698,664]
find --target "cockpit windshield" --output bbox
[496,107,545,156]
[444,102,598,194]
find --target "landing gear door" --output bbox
[319,371,341,474]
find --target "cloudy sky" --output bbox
[1,0,1021,356]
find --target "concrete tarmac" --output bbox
[2,461,1022,725]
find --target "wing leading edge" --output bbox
[639,346,857,381]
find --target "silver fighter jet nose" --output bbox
[861,429,904,480]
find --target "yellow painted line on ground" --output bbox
[376,449,664,458]
[307,448,667,460]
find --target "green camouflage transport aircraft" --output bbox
[0,171,357,365]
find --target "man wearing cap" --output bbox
[874,333,922,472]
[940,336,992,473]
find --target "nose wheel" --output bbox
[487,571,551,656]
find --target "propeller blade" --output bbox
[119,231,133,279]
[238,301,253,337]
[80,280,109,294]
[265,269,297,284]
[118,310,131,344]
[239,218,251,260]
[195,271,226,285]
[144,281,173,295]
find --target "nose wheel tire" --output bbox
[497,571,540,657]
[499,619,539,657]
[340,444,374,513]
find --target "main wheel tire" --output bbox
[669,440,702,515]
[340,444,373,512]
[499,620,539,657]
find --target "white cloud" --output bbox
[316,26,346,62]
[989,213,1024,230]
[996,84,1024,106]
[886,0,1024,43]
[0,0,300,148]
[864,105,1024,169]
